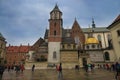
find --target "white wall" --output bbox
[48,42,61,63]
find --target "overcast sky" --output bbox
[0,0,120,46]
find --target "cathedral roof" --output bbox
[6,45,31,53]
[72,19,82,30]
[40,42,48,46]
[61,37,75,44]
[82,27,109,33]
[85,37,99,44]
[44,27,109,39]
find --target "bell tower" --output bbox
[48,4,63,63]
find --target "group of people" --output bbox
[0,63,25,79]
[0,63,36,79]
[2,62,120,80]
[6,64,25,73]
[83,62,120,80]
[84,63,95,72]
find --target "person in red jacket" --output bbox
[20,64,25,73]
[57,63,63,80]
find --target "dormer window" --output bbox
[92,44,95,48]
[86,45,89,49]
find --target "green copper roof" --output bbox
[82,27,109,33]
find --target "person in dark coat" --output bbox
[32,64,35,72]
[0,64,5,80]
[115,62,120,80]
[58,63,63,80]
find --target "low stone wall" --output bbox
[25,62,47,69]
[25,62,79,69]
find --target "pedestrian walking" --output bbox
[0,64,5,80]
[84,64,88,72]
[32,64,35,72]
[115,62,120,80]
[57,63,63,80]
[15,64,20,74]
[20,64,25,73]
[88,63,91,72]
[7,64,11,72]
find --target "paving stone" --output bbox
[2,69,116,80]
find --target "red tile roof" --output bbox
[6,45,31,53]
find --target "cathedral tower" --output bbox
[48,4,63,63]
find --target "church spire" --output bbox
[51,4,61,13]
[92,18,96,28]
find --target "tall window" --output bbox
[97,35,101,41]
[74,36,80,45]
[53,51,57,59]
[104,52,110,60]
[97,35,102,47]
[62,45,65,49]
[107,34,113,49]
[107,34,111,40]
[54,30,56,36]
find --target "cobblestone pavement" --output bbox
[2,69,116,80]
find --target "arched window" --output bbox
[86,45,89,49]
[104,52,110,60]
[74,36,80,45]
[107,34,113,49]
[92,44,95,48]
[53,51,57,59]
[107,34,111,40]
[97,35,101,41]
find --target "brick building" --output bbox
[6,44,31,65]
